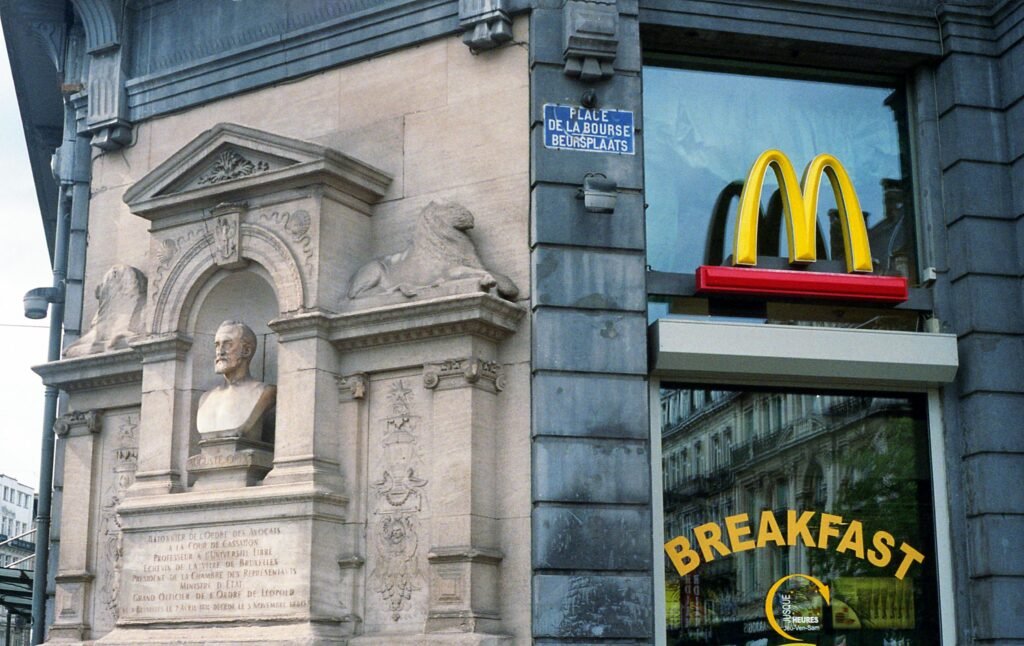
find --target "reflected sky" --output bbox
[643,66,904,275]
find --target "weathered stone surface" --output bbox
[533,372,648,439]
[532,309,647,374]
[534,438,650,504]
[533,574,652,638]
[533,506,651,570]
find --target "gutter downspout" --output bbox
[30,183,70,645]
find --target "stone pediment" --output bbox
[123,123,392,223]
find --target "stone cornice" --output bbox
[330,292,525,351]
[269,310,335,342]
[130,333,193,363]
[33,348,142,393]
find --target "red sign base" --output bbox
[696,266,909,303]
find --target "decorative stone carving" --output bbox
[100,415,138,622]
[371,380,427,621]
[336,373,368,401]
[197,149,270,186]
[258,209,315,276]
[459,0,513,52]
[348,201,519,302]
[53,410,101,437]
[563,0,618,82]
[64,264,147,358]
[423,357,505,393]
[208,202,246,268]
[188,321,276,488]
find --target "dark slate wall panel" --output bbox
[533,373,649,439]
[936,52,1002,113]
[964,453,1024,515]
[968,515,1024,577]
[950,275,1024,334]
[960,392,1024,454]
[533,574,653,639]
[533,246,647,311]
[956,334,1024,395]
[946,217,1020,280]
[940,161,1013,222]
[531,183,646,250]
[533,506,652,570]
[534,438,651,504]
[969,577,1024,639]
[532,309,648,374]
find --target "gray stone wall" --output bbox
[929,2,1024,642]
[529,2,653,642]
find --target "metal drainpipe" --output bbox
[30,182,71,645]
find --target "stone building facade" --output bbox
[1,0,1022,644]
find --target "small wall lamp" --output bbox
[23,286,62,320]
[579,173,617,213]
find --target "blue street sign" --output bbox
[543,104,635,154]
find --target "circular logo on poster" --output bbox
[764,573,830,644]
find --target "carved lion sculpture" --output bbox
[64,264,148,358]
[348,201,519,301]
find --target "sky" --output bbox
[0,29,60,490]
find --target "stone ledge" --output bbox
[32,348,142,392]
[330,292,525,351]
[118,481,349,529]
[95,621,353,644]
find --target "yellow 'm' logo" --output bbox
[733,150,873,273]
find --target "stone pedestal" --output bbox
[187,435,273,489]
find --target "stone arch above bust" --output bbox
[151,222,304,334]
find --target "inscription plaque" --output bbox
[119,522,308,622]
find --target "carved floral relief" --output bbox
[370,380,428,621]
[196,149,270,186]
[98,414,138,627]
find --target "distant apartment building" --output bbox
[0,474,34,646]
[0,475,35,567]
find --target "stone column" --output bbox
[264,313,344,491]
[128,334,192,496]
[49,411,101,641]
[422,357,505,633]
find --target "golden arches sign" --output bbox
[733,149,873,273]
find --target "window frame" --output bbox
[641,56,936,316]
[649,372,957,646]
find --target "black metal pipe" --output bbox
[30,186,70,645]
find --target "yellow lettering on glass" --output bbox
[733,150,873,273]
[664,509,924,580]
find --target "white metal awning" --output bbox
[650,318,959,390]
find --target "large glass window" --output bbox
[644,64,917,286]
[659,387,940,644]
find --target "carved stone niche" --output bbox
[120,123,392,496]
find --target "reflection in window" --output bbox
[659,387,938,644]
[643,66,917,283]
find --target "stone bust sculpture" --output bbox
[196,320,276,440]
